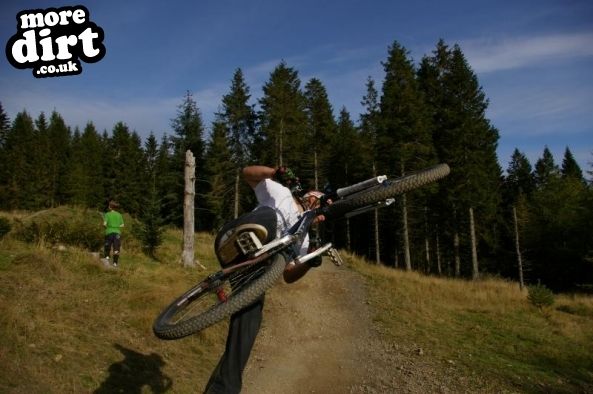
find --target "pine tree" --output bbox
[501,148,534,286]
[359,77,382,264]
[304,78,336,190]
[219,68,257,218]
[31,112,53,207]
[258,61,307,170]
[137,133,164,258]
[327,108,362,187]
[534,146,560,187]
[170,92,206,228]
[524,173,591,289]
[504,148,535,203]
[104,122,145,216]
[0,111,38,209]
[419,40,502,278]
[155,133,178,223]
[67,122,105,208]
[378,41,435,271]
[204,121,235,229]
[561,147,584,181]
[144,133,159,177]
[0,102,9,147]
[46,111,72,207]
[220,68,256,165]
[325,108,366,250]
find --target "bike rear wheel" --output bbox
[324,164,450,220]
[153,253,286,340]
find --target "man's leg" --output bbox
[103,235,112,260]
[204,296,264,394]
[112,234,121,265]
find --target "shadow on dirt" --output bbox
[94,343,172,393]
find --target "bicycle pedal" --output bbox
[327,247,344,266]
[236,231,263,255]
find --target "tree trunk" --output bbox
[513,206,525,290]
[278,118,284,167]
[402,193,411,271]
[400,164,411,271]
[233,169,240,219]
[372,163,380,265]
[346,218,351,251]
[314,150,319,190]
[454,231,460,277]
[436,229,442,275]
[182,150,196,267]
[374,209,380,264]
[424,207,430,274]
[469,207,479,280]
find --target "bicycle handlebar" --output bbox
[336,175,387,198]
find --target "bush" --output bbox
[0,217,11,239]
[12,206,141,252]
[528,283,555,310]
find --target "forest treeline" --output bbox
[0,40,591,291]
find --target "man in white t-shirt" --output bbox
[205,165,326,394]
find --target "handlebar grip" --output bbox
[336,176,387,198]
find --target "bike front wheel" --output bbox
[153,253,286,340]
[324,163,450,220]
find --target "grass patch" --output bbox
[3,206,592,392]
[345,252,593,393]
[0,221,227,393]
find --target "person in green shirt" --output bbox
[103,200,124,267]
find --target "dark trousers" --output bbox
[204,296,264,394]
[104,233,121,263]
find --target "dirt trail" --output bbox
[241,262,461,394]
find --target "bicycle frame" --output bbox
[230,174,396,272]
[153,164,450,340]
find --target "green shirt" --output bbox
[104,210,124,235]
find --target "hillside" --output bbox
[0,209,592,393]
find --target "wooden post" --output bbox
[182,150,196,267]
[513,206,525,290]
[469,207,479,280]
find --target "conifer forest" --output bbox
[1,40,591,291]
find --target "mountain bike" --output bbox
[153,163,450,340]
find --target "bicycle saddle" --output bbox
[214,206,277,266]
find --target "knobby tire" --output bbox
[153,253,286,340]
[323,164,450,220]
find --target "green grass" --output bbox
[346,252,593,393]
[1,207,592,392]
[0,218,227,393]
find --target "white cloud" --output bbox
[3,86,179,137]
[462,32,593,73]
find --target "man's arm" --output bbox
[242,166,276,189]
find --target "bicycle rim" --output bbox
[153,253,286,340]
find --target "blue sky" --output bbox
[1,0,592,174]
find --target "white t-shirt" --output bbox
[254,179,309,258]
